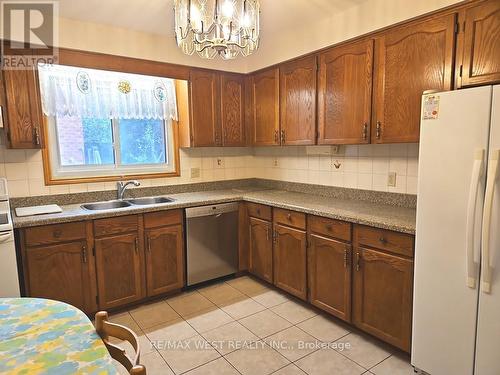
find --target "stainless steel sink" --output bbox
[126,197,175,205]
[81,201,132,210]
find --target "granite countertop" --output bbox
[12,188,416,234]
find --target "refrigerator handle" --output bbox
[481,150,500,294]
[465,149,484,289]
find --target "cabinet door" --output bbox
[352,247,413,352]
[251,68,280,146]
[461,0,500,87]
[318,40,373,145]
[308,234,351,322]
[274,224,307,300]
[95,233,143,309]
[26,241,93,312]
[3,67,43,148]
[280,56,317,145]
[248,217,273,283]
[372,14,456,143]
[145,224,184,297]
[221,73,245,146]
[190,70,221,146]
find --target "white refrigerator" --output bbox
[412,85,500,375]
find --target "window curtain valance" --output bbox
[38,64,178,121]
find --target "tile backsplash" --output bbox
[0,139,418,197]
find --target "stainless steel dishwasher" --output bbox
[186,202,239,286]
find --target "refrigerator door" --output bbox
[412,86,493,375]
[475,85,500,375]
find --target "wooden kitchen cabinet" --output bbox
[352,225,414,352]
[458,0,500,87]
[250,67,280,146]
[248,216,273,283]
[318,40,374,145]
[2,64,44,148]
[280,56,317,145]
[372,14,456,143]
[273,219,307,300]
[220,73,245,146]
[144,210,184,297]
[308,216,353,322]
[189,69,221,146]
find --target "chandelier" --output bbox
[173,0,260,60]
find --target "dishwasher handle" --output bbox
[186,202,239,218]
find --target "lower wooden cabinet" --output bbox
[25,240,94,313]
[308,234,352,322]
[145,224,184,297]
[273,223,307,300]
[352,246,413,351]
[95,233,144,310]
[248,217,273,283]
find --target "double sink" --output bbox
[81,196,175,211]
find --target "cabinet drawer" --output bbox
[247,203,272,221]
[354,225,414,257]
[273,208,306,230]
[24,222,86,246]
[94,215,138,237]
[308,216,351,242]
[144,209,183,229]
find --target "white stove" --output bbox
[0,178,19,297]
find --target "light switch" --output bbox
[191,168,200,178]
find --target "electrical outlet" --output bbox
[387,172,397,187]
[273,157,279,167]
[216,158,224,167]
[190,167,200,178]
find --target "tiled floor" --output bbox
[111,276,414,375]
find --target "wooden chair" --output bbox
[95,311,146,375]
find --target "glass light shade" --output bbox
[174,0,260,60]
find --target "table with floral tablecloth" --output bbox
[0,298,117,375]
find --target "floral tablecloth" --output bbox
[0,298,117,374]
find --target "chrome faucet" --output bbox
[117,180,140,200]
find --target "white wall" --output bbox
[0,138,418,197]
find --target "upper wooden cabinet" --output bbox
[2,65,44,149]
[250,67,280,146]
[372,14,456,143]
[220,73,245,146]
[189,70,221,147]
[280,56,317,145]
[318,40,374,145]
[459,0,500,87]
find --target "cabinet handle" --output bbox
[379,237,387,244]
[344,246,349,268]
[81,245,87,263]
[287,213,292,221]
[147,236,152,253]
[266,226,270,241]
[281,129,286,144]
[273,229,278,244]
[355,252,361,271]
[376,121,381,139]
[135,237,139,254]
[362,123,368,140]
[33,127,40,146]
[274,130,279,144]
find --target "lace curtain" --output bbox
[38,64,178,121]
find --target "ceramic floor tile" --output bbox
[272,364,307,375]
[198,282,245,305]
[297,314,350,342]
[109,311,142,333]
[271,300,317,324]
[184,358,240,375]
[264,326,318,362]
[251,289,291,308]
[225,341,290,375]
[202,321,258,355]
[129,300,180,330]
[158,334,220,374]
[185,307,234,333]
[167,291,215,317]
[226,276,269,296]
[295,347,365,375]
[140,350,174,375]
[370,353,413,375]
[144,318,199,349]
[334,333,392,369]
[239,309,292,339]
[219,296,266,319]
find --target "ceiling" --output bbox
[58,0,367,38]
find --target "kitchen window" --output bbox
[38,64,179,182]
